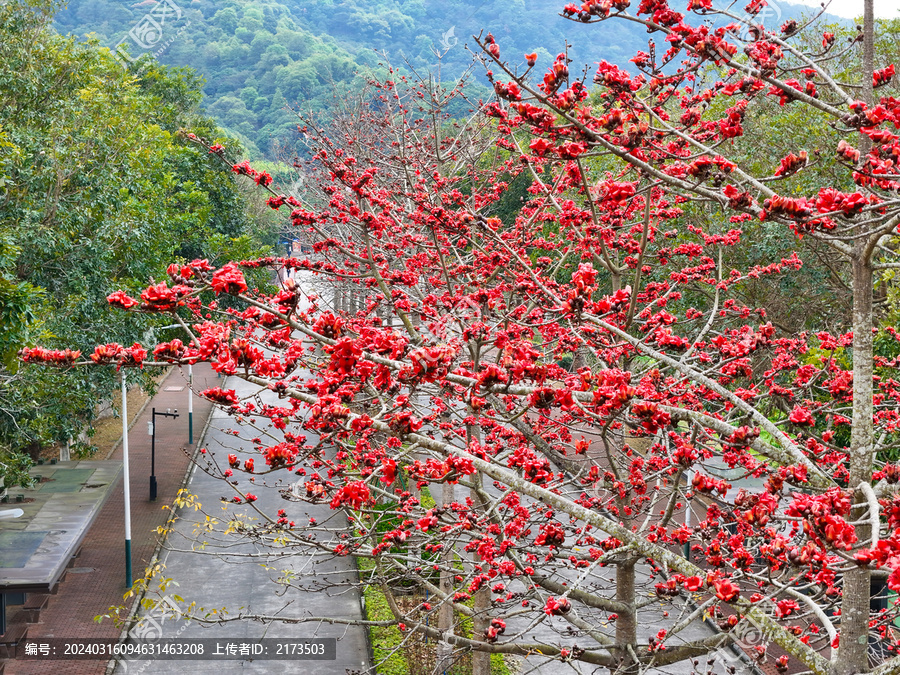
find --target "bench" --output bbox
[0,623,28,659]
[20,595,49,624]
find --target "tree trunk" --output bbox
[436,480,456,674]
[616,557,638,674]
[832,253,875,675]
[471,473,491,675]
[832,4,877,672]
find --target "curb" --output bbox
[354,556,377,674]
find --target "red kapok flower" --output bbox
[380,458,398,484]
[202,387,240,406]
[107,290,139,310]
[713,579,740,602]
[330,481,371,510]
[119,343,147,369]
[210,263,248,295]
[90,343,123,365]
[788,405,815,426]
[544,596,572,616]
[19,347,81,365]
[683,576,703,592]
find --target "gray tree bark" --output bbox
[832,4,877,674]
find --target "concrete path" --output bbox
[113,375,370,674]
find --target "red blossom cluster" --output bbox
[107,290,138,310]
[201,387,239,406]
[210,263,248,295]
[232,160,272,187]
[774,151,808,178]
[543,596,571,616]
[329,481,371,510]
[18,347,81,365]
[153,339,200,364]
[90,343,147,370]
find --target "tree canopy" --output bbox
[0,0,274,484]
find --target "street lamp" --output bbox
[148,408,179,501]
[122,373,132,587]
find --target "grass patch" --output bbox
[361,560,409,675]
[359,489,509,674]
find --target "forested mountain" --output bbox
[54,0,840,158]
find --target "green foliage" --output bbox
[0,0,272,484]
[55,0,366,157]
[52,0,840,161]
[0,235,42,367]
[360,559,408,675]
[0,447,33,491]
[358,487,507,675]
[360,556,509,675]
[50,0,669,159]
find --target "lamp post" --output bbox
[148,408,178,501]
[683,468,692,561]
[188,364,193,445]
[122,373,132,587]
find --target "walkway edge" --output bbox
[103,377,218,675]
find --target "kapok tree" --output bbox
[23,1,900,673]
[472,1,898,673]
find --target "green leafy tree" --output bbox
[0,0,273,485]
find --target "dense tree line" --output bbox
[0,0,275,486]
[55,0,365,156]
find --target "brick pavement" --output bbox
[3,363,220,675]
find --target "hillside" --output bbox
[54,0,842,158]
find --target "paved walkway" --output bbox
[4,363,219,675]
[110,375,370,674]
